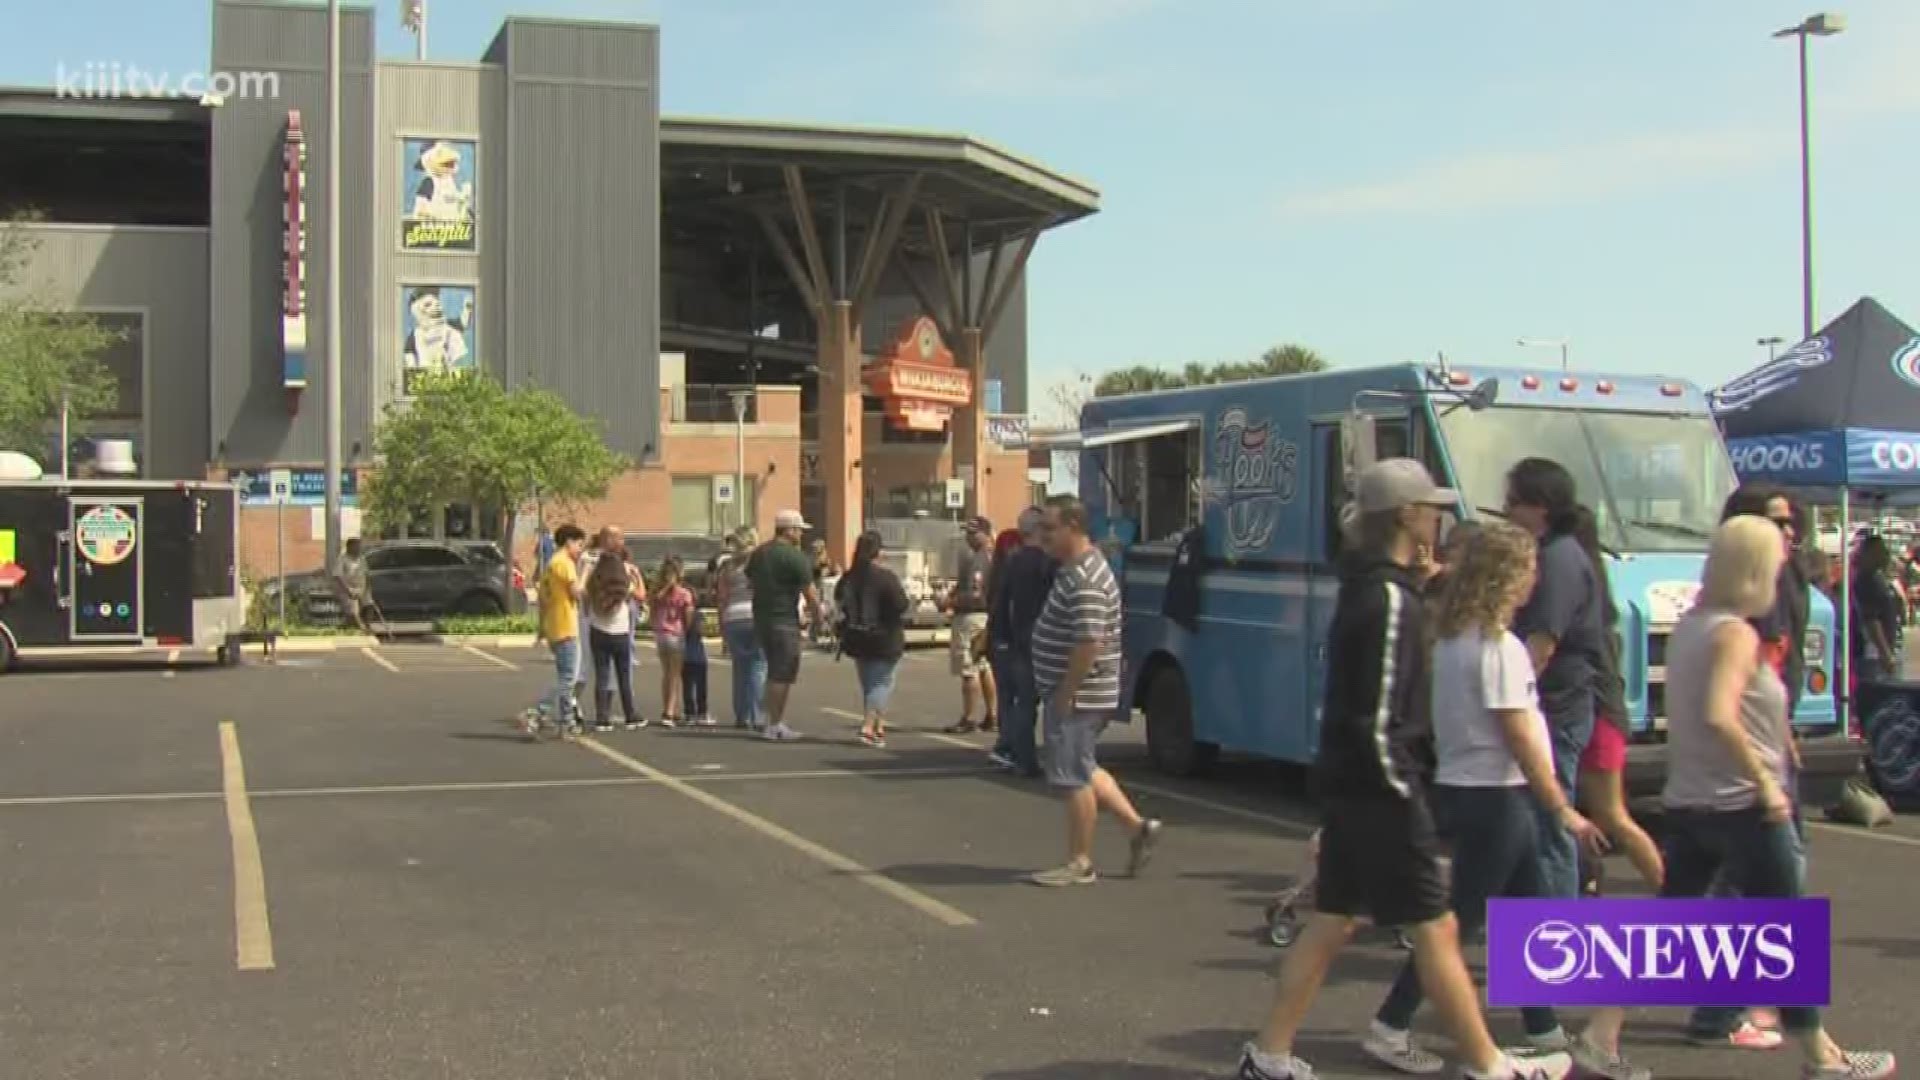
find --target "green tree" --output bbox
[1256,343,1328,375]
[1091,343,1330,398]
[0,211,123,458]
[363,371,628,558]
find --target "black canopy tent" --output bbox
[1712,296,1920,724]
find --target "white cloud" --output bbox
[1276,126,1782,217]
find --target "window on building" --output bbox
[670,475,759,535]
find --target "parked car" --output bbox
[623,532,728,598]
[262,539,512,626]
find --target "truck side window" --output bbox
[1322,417,1413,563]
[1111,429,1201,544]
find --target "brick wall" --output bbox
[220,385,806,581]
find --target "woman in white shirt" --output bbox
[1360,521,1614,1078]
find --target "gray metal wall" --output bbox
[494,18,661,462]
[373,62,506,408]
[209,0,375,468]
[5,225,210,478]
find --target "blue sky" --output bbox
[7,1,1917,422]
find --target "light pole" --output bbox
[322,0,343,578]
[1774,12,1845,341]
[730,389,751,533]
[1758,335,1786,361]
[1517,337,1570,372]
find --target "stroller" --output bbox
[1263,828,1417,952]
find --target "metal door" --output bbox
[68,496,144,641]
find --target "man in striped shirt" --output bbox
[1028,494,1163,887]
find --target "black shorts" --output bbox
[1315,795,1449,929]
[757,624,804,685]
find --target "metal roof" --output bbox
[660,116,1100,223]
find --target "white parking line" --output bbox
[460,644,518,671]
[577,737,977,928]
[361,647,400,673]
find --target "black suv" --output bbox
[268,540,512,624]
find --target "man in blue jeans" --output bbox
[989,507,1054,778]
[1504,459,1606,901]
[525,524,587,739]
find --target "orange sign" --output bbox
[864,317,972,432]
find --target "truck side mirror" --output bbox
[1467,377,1500,412]
[1340,410,1378,491]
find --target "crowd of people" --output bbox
[506,457,1901,1080]
[1237,458,1894,1080]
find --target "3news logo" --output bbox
[1486,899,1831,1008]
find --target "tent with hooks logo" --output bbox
[1713,297,1920,496]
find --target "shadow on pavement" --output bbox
[448,732,538,744]
[862,861,1034,887]
[982,1063,1204,1079]
[9,657,225,676]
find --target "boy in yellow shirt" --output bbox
[522,524,588,738]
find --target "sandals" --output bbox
[943,720,978,734]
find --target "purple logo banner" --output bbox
[1487,898,1830,1008]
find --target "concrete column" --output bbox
[818,300,863,566]
[952,326,989,517]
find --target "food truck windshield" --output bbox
[1437,404,1737,553]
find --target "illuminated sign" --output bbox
[282,111,308,390]
[864,317,973,432]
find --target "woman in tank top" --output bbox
[1655,515,1893,1080]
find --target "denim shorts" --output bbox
[855,657,898,714]
[1042,699,1106,789]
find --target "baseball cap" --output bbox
[965,515,992,534]
[774,509,811,531]
[1355,459,1459,514]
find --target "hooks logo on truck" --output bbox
[1211,406,1298,554]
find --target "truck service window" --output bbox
[1108,429,1201,544]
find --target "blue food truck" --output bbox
[1041,361,1861,801]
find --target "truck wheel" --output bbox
[0,628,14,674]
[1144,666,1218,776]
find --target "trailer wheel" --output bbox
[1144,665,1218,776]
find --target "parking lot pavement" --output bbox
[0,648,1916,1078]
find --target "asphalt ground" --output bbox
[0,642,1916,1080]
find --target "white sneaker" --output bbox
[1473,1051,1573,1080]
[1361,1022,1445,1075]
[764,723,802,741]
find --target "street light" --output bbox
[1774,11,1845,341]
[321,0,343,578]
[1517,337,1570,372]
[1758,335,1786,360]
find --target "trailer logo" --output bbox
[75,505,137,566]
[1213,406,1298,554]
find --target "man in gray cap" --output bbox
[943,514,998,733]
[1238,459,1573,1080]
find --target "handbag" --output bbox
[837,571,883,658]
